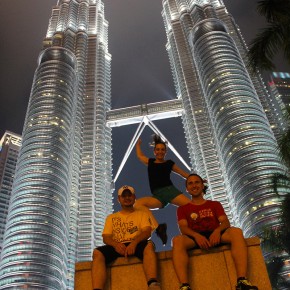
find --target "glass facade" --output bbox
[0,132,21,256]
[269,72,290,108]
[161,0,289,236]
[0,0,112,289]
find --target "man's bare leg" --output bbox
[221,227,248,277]
[172,235,196,284]
[92,249,107,290]
[143,242,158,281]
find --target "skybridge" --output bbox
[106,99,191,183]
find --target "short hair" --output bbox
[186,173,208,194]
[151,134,167,149]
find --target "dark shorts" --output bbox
[152,185,182,208]
[95,240,153,264]
[187,231,225,249]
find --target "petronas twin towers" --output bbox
[0,0,287,289]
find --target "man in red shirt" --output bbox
[172,174,258,290]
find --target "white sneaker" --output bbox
[148,282,161,290]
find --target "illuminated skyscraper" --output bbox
[267,72,288,138]
[269,72,290,108]
[0,0,289,289]
[0,131,21,254]
[160,0,288,236]
[0,0,112,289]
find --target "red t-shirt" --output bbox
[177,200,226,232]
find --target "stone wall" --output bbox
[75,237,271,290]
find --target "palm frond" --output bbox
[263,228,284,251]
[277,107,290,165]
[247,23,284,71]
[278,279,290,288]
[257,0,290,23]
[272,173,290,195]
[282,107,290,122]
[269,174,290,254]
[278,131,290,166]
[282,25,290,65]
[250,0,290,71]
[266,257,285,288]
[281,196,290,236]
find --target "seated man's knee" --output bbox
[93,249,105,262]
[172,235,187,249]
[227,227,244,238]
[144,240,155,253]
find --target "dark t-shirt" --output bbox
[177,200,226,232]
[148,158,175,192]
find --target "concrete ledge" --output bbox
[75,237,271,290]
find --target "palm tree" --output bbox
[247,1,290,287]
[263,199,290,286]
[263,108,290,288]
[272,117,290,250]
[277,107,290,167]
[247,0,290,72]
[267,257,288,290]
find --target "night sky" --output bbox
[0,0,289,251]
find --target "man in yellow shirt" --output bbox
[91,185,161,290]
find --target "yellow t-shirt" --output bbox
[102,209,152,243]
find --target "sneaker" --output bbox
[148,282,161,290]
[155,223,167,245]
[236,279,258,290]
[179,285,191,290]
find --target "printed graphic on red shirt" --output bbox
[177,200,225,233]
[188,208,217,232]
